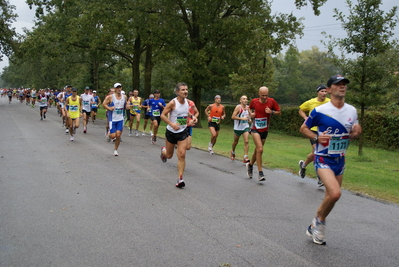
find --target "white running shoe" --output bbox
[113,150,118,156]
[208,142,213,153]
[135,130,139,136]
[150,131,153,136]
[70,135,74,141]
[142,132,146,136]
[66,129,69,134]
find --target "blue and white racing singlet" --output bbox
[305,101,358,157]
[109,94,126,122]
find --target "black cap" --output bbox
[85,86,90,90]
[316,84,327,92]
[153,90,160,94]
[72,87,77,92]
[327,75,350,87]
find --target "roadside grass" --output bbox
[97,109,399,205]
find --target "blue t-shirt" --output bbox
[305,101,358,157]
[148,98,166,117]
[142,99,151,115]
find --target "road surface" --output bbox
[1,97,398,267]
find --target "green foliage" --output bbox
[324,0,399,155]
[0,0,17,61]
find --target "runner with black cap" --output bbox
[298,84,330,185]
[301,74,361,245]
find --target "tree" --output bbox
[324,0,399,155]
[0,0,17,62]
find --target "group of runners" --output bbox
[195,75,361,246]
[3,74,361,245]
[1,87,59,107]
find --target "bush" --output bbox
[201,103,399,150]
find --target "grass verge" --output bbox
[97,109,399,205]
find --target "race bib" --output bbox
[254,117,267,129]
[70,105,78,112]
[176,116,188,125]
[328,138,349,155]
[83,101,89,106]
[115,108,123,115]
[211,116,220,123]
[153,109,160,116]
[132,104,139,110]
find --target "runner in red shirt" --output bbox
[247,86,281,181]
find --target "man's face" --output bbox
[215,97,221,103]
[258,88,269,102]
[240,96,248,105]
[178,86,188,98]
[114,85,122,93]
[317,89,328,100]
[328,81,347,98]
[133,90,139,96]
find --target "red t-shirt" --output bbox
[249,98,280,132]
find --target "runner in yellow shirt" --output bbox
[65,88,82,141]
[298,84,330,185]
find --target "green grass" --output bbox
[97,108,399,205]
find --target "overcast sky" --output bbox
[1,0,398,71]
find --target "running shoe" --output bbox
[160,147,167,163]
[135,129,139,136]
[106,135,111,142]
[298,160,306,178]
[112,138,116,142]
[151,136,156,145]
[66,129,69,134]
[113,150,118,156]
[83,128,87,134]
[243,155,250,163]
[129,129,132,137]
[150,131,153,136]
[246,163,253,179]
[43,114,46,119]
[40,117,43,121]
[317,176,324,187]
[70,135,74,141]
[258,171,265,181]
[209,149,214,155]
[175,178,185,188]
[230,151,235,161]
[306,217,326,245]
[142,132,146,136]
[73,128,76,134]
[208,142,213,153]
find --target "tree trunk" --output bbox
[92,58,99,93]
[144,44,153,98]
[192,81,202,128]
[132,35,141,91]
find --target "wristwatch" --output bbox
[313,136,318,143]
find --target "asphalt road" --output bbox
[1,96,398,267]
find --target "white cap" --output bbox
[93,90,97,93]
[114,83,122,88]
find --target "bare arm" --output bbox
[299,109,308,120]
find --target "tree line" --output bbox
[1,0,398,150]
